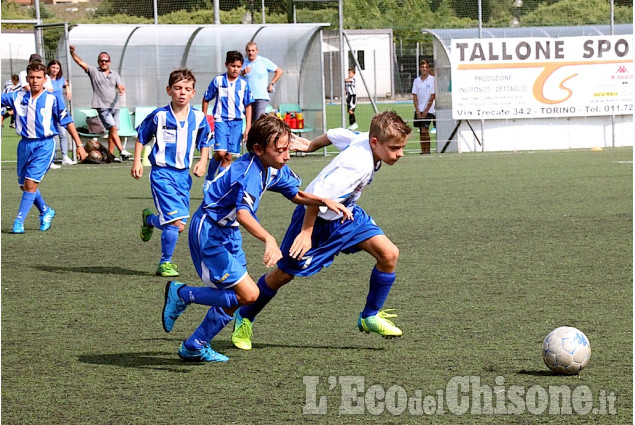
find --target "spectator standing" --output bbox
[411,60,435,155]
[241,42,283,123]
[69,46,132,161]
[47,59,76,165]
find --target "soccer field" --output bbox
[1,137,632,423]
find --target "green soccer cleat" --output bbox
[39,208,56,231]
[156,262,179,277]
[231,309,253,351]
[358,309,403,338]
[178,342,229,362]
[140,208,154,242]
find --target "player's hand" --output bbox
[131,161,143,179]
[76,145,87,161]
[289,134,311,152]
[289,231,311,260]
[192,161,205,177]
[263,236,282,268]
[323,199,353,222]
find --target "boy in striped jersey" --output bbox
[202,50,253,180]
[2,61,87,234]
[131,69,211,277]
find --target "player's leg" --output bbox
[356,235,402,337]
[219,120,242,170]
[420,114,431,154]
[231,268,295,350]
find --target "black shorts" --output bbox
[414,112,435,129]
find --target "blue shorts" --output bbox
[213,120,243,154]
[189,208,247,289]
[277,205,384,277]
[97,108,119,130]
[17,138,56,185]
[149,166,192,226]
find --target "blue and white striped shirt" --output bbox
[137,104,212,169]
[203,73,253,122]
[1,90,72,140]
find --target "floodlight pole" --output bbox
[34,0,43,56]
[338,0,346,127]
[153,0,158,24]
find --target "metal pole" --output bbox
[153,0,158,24]
[34,0,43,55]
[610,0,615,147]
[343,32,377,114]
[373,50,377,105]
[214,0,220,24]
[338,0,346,127]
[477,0,482,38]
[261,0,265,24]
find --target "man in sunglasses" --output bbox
[70,46,132,161]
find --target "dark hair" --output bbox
[98,52,110,60]
[225,50,244,65]
[369,111,412,142]
[47,59,63,78]
[28,53,43,63]
[26,61,47,74]
[246,114,291,153]
[168,69,196,88]
[348,67,356,73]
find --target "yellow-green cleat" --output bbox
[231,309,253,350]
[156,262,179,277]
[358,309,403,338]
[140,208,154,242]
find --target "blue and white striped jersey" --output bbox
[137,104,211,169]
[304,128,379,221]
[203,74,253,122]
[1,90,72,140]
[200,152,301,227]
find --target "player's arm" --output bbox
[412,93,420,117]
[236,209,282,268]
[288,205,319,260]
[291,190,352,222]
[289,133,332,153]
[69,45,89,72]
[65,123,87,161]
[192,146,209,177]
[201,99,210,116]
[131,139,144,179]
[243,104,252,142]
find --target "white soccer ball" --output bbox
[542,326,591,375]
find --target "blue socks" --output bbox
[160,225,179,264]
[33,190,48,214]
[16,191,37,223]
[239,274,277,321]
[184,306,233,350]
[147,214,165,230]
[206,157,221,180]
[177,285,239,309]
[361,266,395,318]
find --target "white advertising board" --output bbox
[451,36,633,119]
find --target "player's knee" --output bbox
[239,286,260,305]
[379,244,399,269]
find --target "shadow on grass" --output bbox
[35,265,148,276]
[78,351,207,373]
[516,369,558,377]
[141,337,385,351]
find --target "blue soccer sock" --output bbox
[361,266,396,318]
[206,157,221,180]
[33,190,48,215]
[159,224,179,264]
[177,285,239,309]
[15,191,37,223]
[184,306,233,350]
[239,274,278,321]
[147,214,165,230]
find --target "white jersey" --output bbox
[304,128,380,221]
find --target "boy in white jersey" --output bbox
[131,69,211,277]
[2,61,87,234]
[231,111,412,350]
[202,50,253,180]
[160,115,352,362]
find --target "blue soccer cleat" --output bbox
[12,221,25,234]
[39,208,56,231]
[178,342,229,362]
[162,281,187,333]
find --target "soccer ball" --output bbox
[542,326,591,375]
